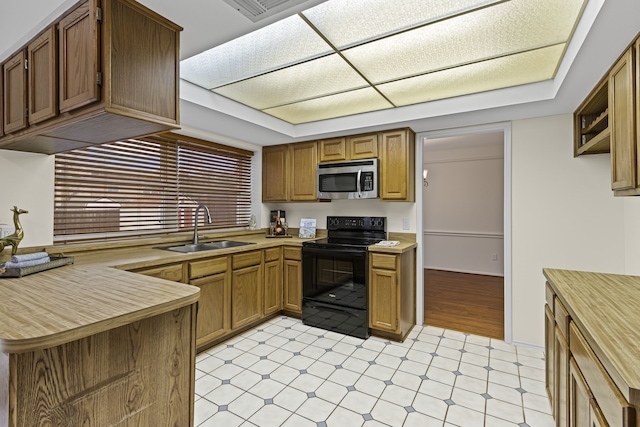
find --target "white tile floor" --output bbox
[194,317,554,427]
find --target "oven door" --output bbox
[302,246,368,310]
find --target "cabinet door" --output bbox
[369,267,399,333]
[3,50,28,133]
[380,129,415,201]
[555,326,570,427]
[545,304,556,414]
[318,137,346,162]
[289,141,317,201]
[135,263,184,282]
[609,48,636,191]
[231,264,262,329]
[283,259,302,313]
[264,258,282,316]
[569,357,591,427]
[28,26,58,125]
[348,133,378,159]
[263,145,288,202]
[191,272,230,347]
[59,0,100,113]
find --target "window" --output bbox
[54,133,253,242]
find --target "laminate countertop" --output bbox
[543,268,640,404]
[0,232,416,354]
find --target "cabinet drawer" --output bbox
[135,263,183,282]
[189,256,227,279]
[545,282,555,310]
[371,253,397,270]
[232,250,262,269]
[264,247,281,262]
[283,246,301,261]
[554,298,569,340]
[569,322,635,427]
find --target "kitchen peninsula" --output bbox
[0,231,416,426]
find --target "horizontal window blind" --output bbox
[54,133,253,242]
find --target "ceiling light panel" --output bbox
[180,15,333,89]
[263,87,393,124]
[302,0,504,49]
[342,0,585,84]
[378,44,565,106]
[213,54,370,110]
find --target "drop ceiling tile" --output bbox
[213,54,369,110]
[180,14,333,89]
[262,87,393,124]
[378,44,565,106]
[342,0,585,84]
[302,0,503,49]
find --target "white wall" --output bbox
[423,133,504,275]
[263,200,416,234]
[0,150,55,247]
[511,114,625,346]
[623,199,640,276]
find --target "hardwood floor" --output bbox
[424,269,504,340]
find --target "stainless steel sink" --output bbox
[155,240,255,253]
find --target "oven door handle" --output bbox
[305,302,364,318]
[302,246,368,257]
[357,169,362,197]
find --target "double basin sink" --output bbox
[156,240,254,254]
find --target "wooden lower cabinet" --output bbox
[191,272,230,348]
[264,247,282,316]
[368,250,415,341]
[283,246,302,315]
[132,262,184,283]
[231,251,263,329]
[1,305,196,426]
[545,277,637,427]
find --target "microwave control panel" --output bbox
[362,172,374,191]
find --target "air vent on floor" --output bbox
[222,0,305,22]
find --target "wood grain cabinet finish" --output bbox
[348,133,378,159]
[58,0,99,113]
[318,137,346,162]
[569,357,592,427]
[133,262,184,282]
[609,48,636,192]
[262,144,289,202]
[545,303,555,414]
[369,250,416,341]
[379,128,415,201]
[264,247,282,316]
[0,0,181,154]
[192,271,230,348]
[3,50,28,134]
[555,325,570,427]
[28,26,58,124]
[289,142,318,201]
[283,246,302,315]
[231,251,262,329]
[0,305,196,427]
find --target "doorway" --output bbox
[421,130,506,340]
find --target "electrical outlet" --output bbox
[492,253,498,261]
[402,218,410,230]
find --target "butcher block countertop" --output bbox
[0,230,416,354]
[543,268,640,403]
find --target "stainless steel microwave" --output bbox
[317,159,378,199]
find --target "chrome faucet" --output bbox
[193,204,212,245]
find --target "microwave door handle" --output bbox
[357,169,362,197]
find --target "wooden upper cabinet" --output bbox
[59,0,100,113]
[609,48,636,191]
[318,137,346,162]
[379,128,415,201]
[28,26,58,125]
[318,134,378,162]
[348,133,378,159]
[289,141,317,201]
[0,0,181,154]
[3,50,28,134]
[263,144,289,202]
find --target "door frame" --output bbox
[415,122,513,343]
